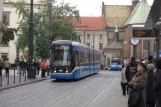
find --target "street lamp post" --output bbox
[147,40,150,56]
[49,0,54,41]
[0,0,3,59]
[133,45,137,58]
[29,0,34,79]
[154,18,161,58]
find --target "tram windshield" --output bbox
[52,45,71,66]
[111,59,121,65]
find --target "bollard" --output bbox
[13,69,15,84]
[24,69,26,81]
[29,68,31,81]
[7,71,9,85]
[19,70,21,82]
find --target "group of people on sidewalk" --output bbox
[0,58,10,77]
[15,58,50,78]
[121,56,161,107]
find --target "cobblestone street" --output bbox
[0,71,128,107]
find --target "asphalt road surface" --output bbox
[0,71,128,107]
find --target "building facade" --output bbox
[2,0,41,63]
[101,2,132,65]
[124,0,151,59]
[74,17,107,51]
[74,17,107,65]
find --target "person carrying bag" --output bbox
[128,62,147,107]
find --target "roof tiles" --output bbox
[73,17,105,31]
[104,5,132,27]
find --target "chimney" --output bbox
[132,0,139,9]
[102,2,105,16]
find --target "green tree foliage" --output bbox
[12,0,80,58]
[2,14,17,42]
[2,28,17,42]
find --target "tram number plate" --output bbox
[59,69,63,72]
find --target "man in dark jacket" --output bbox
[146,56,155,107]
[20,59,26,76]
[125,56,137,94]
[153,58,161,107]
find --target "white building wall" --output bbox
[2,0,41,63]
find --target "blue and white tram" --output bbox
[50,40,100,79]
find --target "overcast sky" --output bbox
[59,0,154,16]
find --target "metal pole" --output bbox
[49,0,54,40]
[0,0,3,59]
[93,32,95,72]
[156,30,160,58]
[133,46,136,58]
[13,69,15,84]
[29,0,34,79]
[147,40,150,56]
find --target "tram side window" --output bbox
[79,51,81,64]
[87,53,89,62]
[81,52,83,63]
[85,52,87,62]
[84,52,85,62]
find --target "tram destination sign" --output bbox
[133,27,155,38]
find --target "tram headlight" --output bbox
[54,70,56,73]
[66,68,68,73]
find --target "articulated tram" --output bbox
[50,40,100,80]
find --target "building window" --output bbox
[87,34,90,39]
[99,43,103,50]
[0,42,9,47]
[3,11,10,26]
[99,34,103,40]
[86,43,90,46]
[143,40,148,50]
[1,53,8,61]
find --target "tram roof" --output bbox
[52,40,100,52]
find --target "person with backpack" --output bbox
[40,59,46,77]
[126,56,138,95]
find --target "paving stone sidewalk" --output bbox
[0,69,50,91]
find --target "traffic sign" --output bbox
[133,27,155,39]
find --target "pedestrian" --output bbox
[125,56,137,95]
[19,59,26,76]
[146,55,155,107]
[0,59,3,76]
[153,58,161,107]
[121,61,128,95]
[128,62,147,107]
[40,59,46,77]
[15,58,20,74]
[4,58,10,77]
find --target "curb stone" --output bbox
[0,78,48,91]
